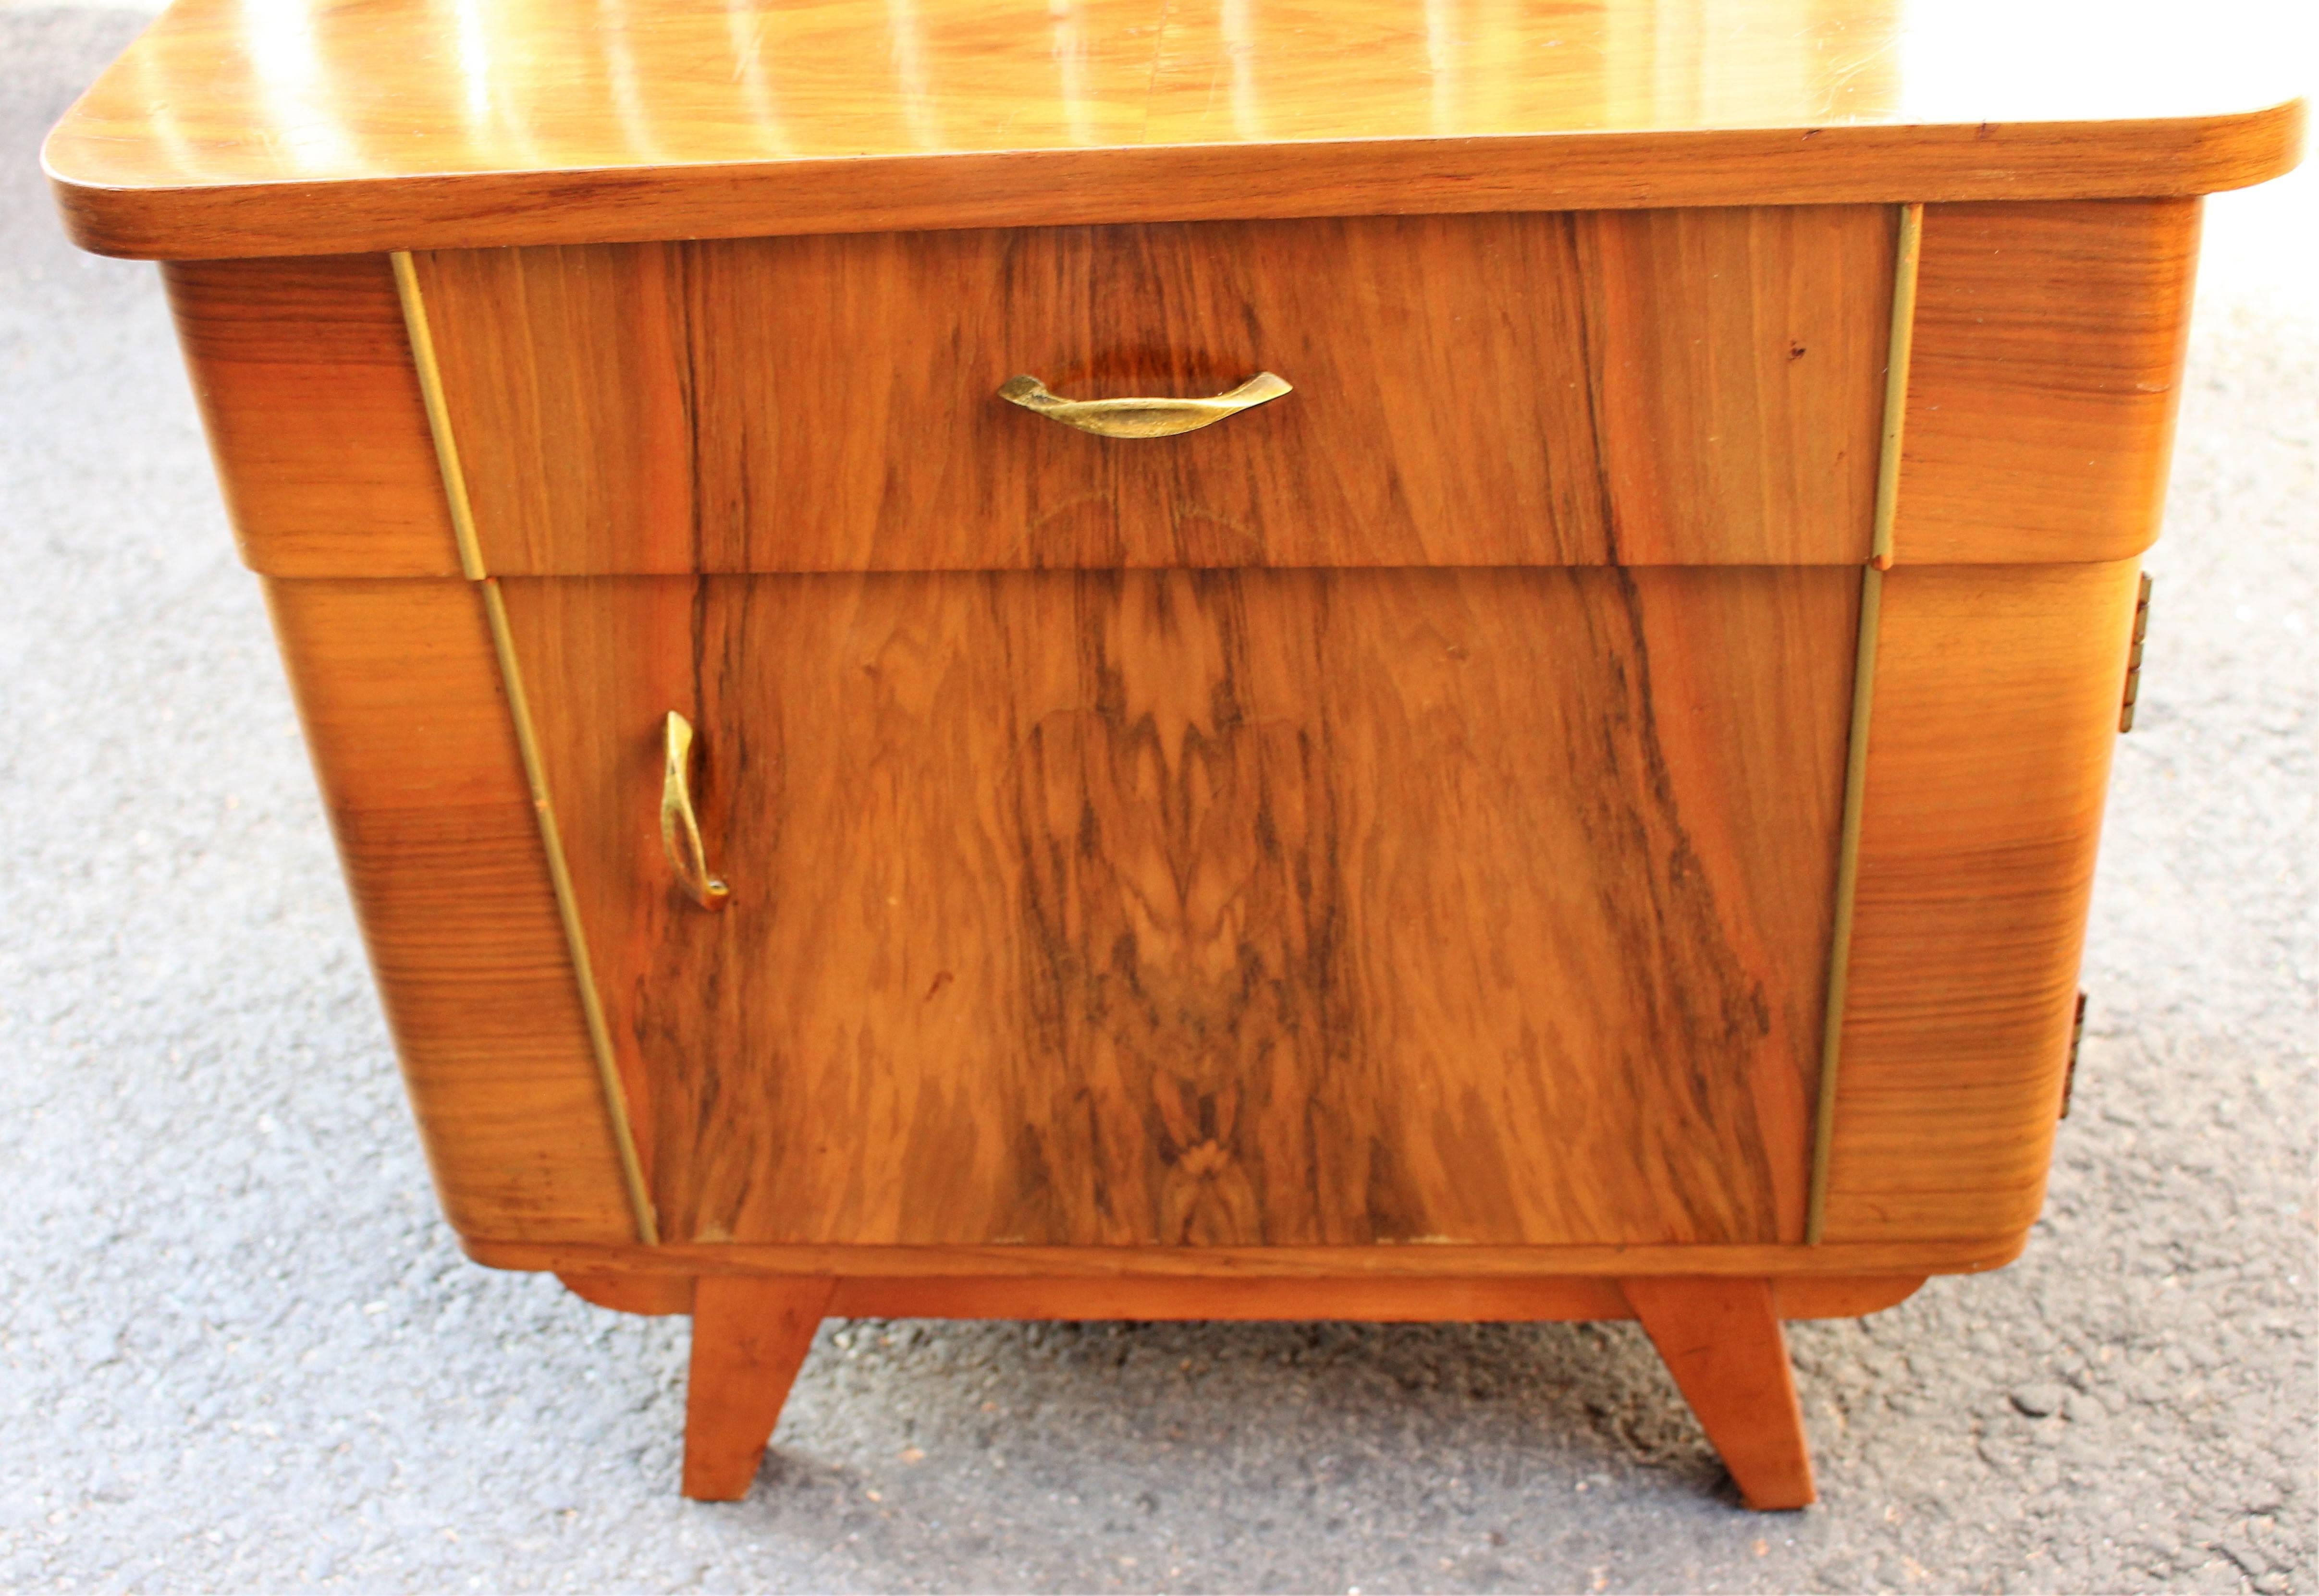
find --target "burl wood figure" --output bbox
[46,0,2304,1510]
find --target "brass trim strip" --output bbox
[389,251,488,581]
[394,252,655,1242]
[1808,203,1920,1241]
[1869,203,1924,570]
[1806,562,1883,1244]
[482,578,661,1245]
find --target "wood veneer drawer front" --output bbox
[412,207,1895,574]
[499,566,1857,1247]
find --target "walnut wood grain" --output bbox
[498,566,1855,1249]
[1892,200,2203,564]
[1822,559,2144,1246]
[551,1270,1925,1321]
[412,208,1891,573]
[44,0,2304,259]
[262,578,635,1242]
[162,256,460,578]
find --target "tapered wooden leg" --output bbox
[1621,1276,1816,1510]
[681,1275,837,1501]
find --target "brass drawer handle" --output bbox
[997,371,1291,438]
[661,711,730,910]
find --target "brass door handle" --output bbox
[661,711,730,910]
[996,371,1291,438]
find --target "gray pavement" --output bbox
[2,8,2314,1591]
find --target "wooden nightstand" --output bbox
[47,0,2303,1510]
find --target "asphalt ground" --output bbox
[2,8,2313,1591]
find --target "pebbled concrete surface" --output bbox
[2,9,2313,1591]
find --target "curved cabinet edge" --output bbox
[475,1235,2021,1281]
[552,1261,1931,1322]
[264,578,638,1243]
[1821,561,2140,1244]
[1892,200,2203,565]
[51,100,2307,262]
[162,256,463,577]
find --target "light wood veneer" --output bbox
[550,1269,1929,1324]
[1894,200,2203,565]
[165,256,460,578]
[44,0,2305,258]
[261,578,635,1241]
[54,0,2303,1516]
[1823,560,2144,1243]
[174,201,2194,1504]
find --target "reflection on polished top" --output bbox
[45,0,2307,258]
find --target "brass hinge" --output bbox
[2060,991,2088,1119]
[2119,573,2154,732]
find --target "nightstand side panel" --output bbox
[1892,198,2202,565]
[1823,559,2143,1246]
[162,255,465,578]
[258,577,637,1243]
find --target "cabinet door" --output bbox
[500,567,1855,1247]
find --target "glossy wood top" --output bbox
[49,0,2306,258]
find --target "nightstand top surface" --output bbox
[47,0,2306,259]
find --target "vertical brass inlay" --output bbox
[1807,200,1920,1243]
[1805,562,1883,1244]
[394,250,660,1246]
[1868,203,1924,570]
[390,251,487,581]
[482,579,661,1245]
